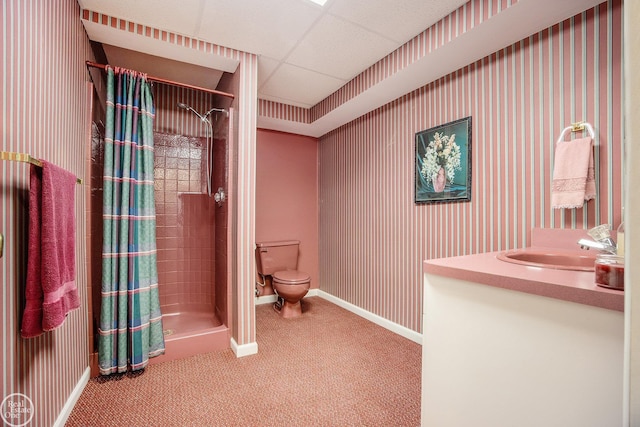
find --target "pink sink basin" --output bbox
[496,248,597,271]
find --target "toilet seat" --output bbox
[273,270,310,285]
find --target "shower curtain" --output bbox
[98,66,165,375]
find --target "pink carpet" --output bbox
[67,297,422,426]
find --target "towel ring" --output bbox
[555,121,596,146]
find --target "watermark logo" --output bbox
[1,393,34,427]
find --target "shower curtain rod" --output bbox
[85,61,235,100]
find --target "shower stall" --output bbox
[88,82,233,373]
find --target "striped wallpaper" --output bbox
[258,99,311,125]
[257,0,525,125]
[6,1,622,423]
[319,0,623,334]
[76,0,621,352]
[81,9,240,64]
[232,52,259,350]
[1,0,92,426]
[312,0,522,121]
[154,85,222,138]
[83,1,623,343]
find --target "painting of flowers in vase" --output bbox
[415,116,471,203]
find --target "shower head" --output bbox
[204,107,229,118]
[177,102,228,121]
[177,102,208,123]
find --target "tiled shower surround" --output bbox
[152,83,231,329]
[154,133,217,316]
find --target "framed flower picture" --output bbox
[415,116,472,204]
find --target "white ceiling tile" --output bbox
[197,0,323,60]
[258,57,281,88]
[78,0,204,36]
[329,0,469,43]
[286,14,398,80]
[260,63,346,108]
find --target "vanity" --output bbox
[421,229,624,427]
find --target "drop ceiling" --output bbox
[78,0,602,137]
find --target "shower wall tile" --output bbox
[154,130,217,314]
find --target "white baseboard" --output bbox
[255,294,278,305]
[230,337,258,358]
[254,289,421,344]
[317,290,423,345]
[53,367,90,427]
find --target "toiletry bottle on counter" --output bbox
[617,210,625,257]
[595,254,624,290]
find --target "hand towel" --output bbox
[21,161,80,338]
[551,137,596,209]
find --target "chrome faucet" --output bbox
[577,238,617,254]
[578,224,618,254]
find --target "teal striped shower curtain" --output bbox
[98,66,165,375]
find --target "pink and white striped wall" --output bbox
[81,9,240,64]
[154,85,224,138]
[312,0,523,121]
[231,52,259,353]
[257,0,527,125]
[258,99,311,125]
[1,1,93,425]
[77,0,622,352]
[319,0,623,334]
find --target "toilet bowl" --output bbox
[272,270,311,318]
[255,240,311,318]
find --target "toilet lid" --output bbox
[273,270,311,284]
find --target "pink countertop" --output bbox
[423,229,624,312]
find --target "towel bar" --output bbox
[0,151,82,184]
[555,121,596,146]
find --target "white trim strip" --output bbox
[53,367,90,427]
[230,337,258,358]
[317,290,423,345]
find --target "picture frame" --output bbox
[415,116,472,204]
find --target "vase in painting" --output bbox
[432,166,446,192]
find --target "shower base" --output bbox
[150,305,229,365]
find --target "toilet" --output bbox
[255,240,310,318]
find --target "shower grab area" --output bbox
[88,81,233,374]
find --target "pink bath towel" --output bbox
[21,161,80,338]
[551,137,596,209]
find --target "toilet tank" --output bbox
[255,240,300,276]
